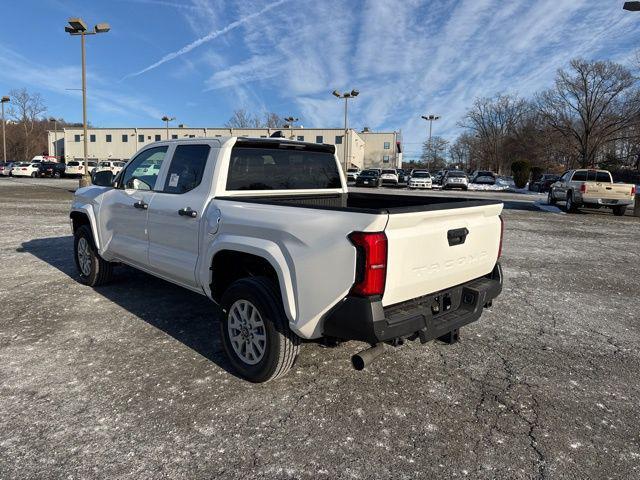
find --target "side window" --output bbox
[559,171,569,182]
[120,146,168,191]
[571,170,587,182]
[162,144,210,194]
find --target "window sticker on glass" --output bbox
[169,173,180,188]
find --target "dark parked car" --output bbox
[529,174,559,192]
[37,162,66,178]
[470,170,496,184]
[355,169,381,188]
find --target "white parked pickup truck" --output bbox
[70,137,504,382]
[548,169,636,216]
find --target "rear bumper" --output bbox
[323,263,503,344]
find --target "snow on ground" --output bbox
[467,183,509,192]
[534,200,566,214]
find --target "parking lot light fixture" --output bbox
[161,116,175,140]
[65,17,110,187]
[420,114,441,171]
[332,89,360,174]
[1,96,9,163]
[283,116,299,138]
[623,1,640,11]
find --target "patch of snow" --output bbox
[534,200,565,214]
[468,183,509,192]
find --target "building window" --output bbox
[384,142,390,149]
[122,135,128,142]
[171,134,178,139]
[383,155,390,163]
[189,135,195,138]
[297,135,304,141]
[90,134,96,143]
[106,134,112,143]
[155,134,161,141]
[316,135,323,143]
[335,135,343,144]
[74,134,81,142]
[138,134,144,143]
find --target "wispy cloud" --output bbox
[123,0,290,79]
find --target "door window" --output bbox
[120,146,168,190]
[162,144,211,194]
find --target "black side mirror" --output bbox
[92,170,114,187]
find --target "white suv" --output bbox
[442,171,469,190]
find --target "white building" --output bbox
[47,127,402,170]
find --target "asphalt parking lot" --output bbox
[1,177,639,479]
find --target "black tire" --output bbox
[566,191,577,213]
[548,189,557,205]
[53,171,61,179]
[31,172,36,178]
[73,225,113,286]
[612,206,626,216]
[220,276,300,383]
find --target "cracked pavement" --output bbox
[0,177,639,479]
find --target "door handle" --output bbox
[178,207,198,218]
[133,200,148,210]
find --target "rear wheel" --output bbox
[30,172,36,178]
[566,192,577,213]
[220,276,300,382]
[613,206,626,216]
[74,225,113,286]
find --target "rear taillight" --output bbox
[498,215,504,259]
[349,232,387,297]
[632,185,636,196]
[580,183,587,193]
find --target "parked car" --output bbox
[65,160,98,176]
[36,162,66,178]
[355,169,382,187]
[528,174,559,192]
[12,162,40,177]
[548,169,635,216]
[92,161,126,177]
[346,168,360,182]
[0,162,15,176]
[71,136,504,382]
[31,155,57,163]
[470,170,496,185]
[380,169,399,186]
[432,170,447,186]
[396,168,409,184]
[442,171,469,190]
[407,171,433,189]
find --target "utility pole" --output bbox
[65,18,110,187]
[284,116,299,139]
[49,117,58,160]
[421,114,440,171]
[162,116,175,140]
[1,96,9,162]
[332,89,360,175]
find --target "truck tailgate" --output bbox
[382,203,503,307]
[583,182,633,201]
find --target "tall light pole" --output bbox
[48,117,58,160]
[162,116,175,140]
[65,17,110,187]
[1,96,9,163]
[421,114,440,171]
[283,116,298,139]
[623,2,640,10]
[332,89,359,174]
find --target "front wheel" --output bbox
[74,225,113,286]
[220,276,300,383]
[548,189,557,205]
[31,172,37,178]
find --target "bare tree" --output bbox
[459,94,530,173]
[7,88,47,161]
[420,136,449,170]
[225,109,285,129]
[537,59,640,168]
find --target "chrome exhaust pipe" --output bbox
[352,343,385,370]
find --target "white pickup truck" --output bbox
[70,137,504,382]
[548,169,636,216]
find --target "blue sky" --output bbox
[0,0,639,159]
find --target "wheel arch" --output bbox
[201,235,297,323]
[70,207,101,250]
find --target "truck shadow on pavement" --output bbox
[19,235,241,379]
